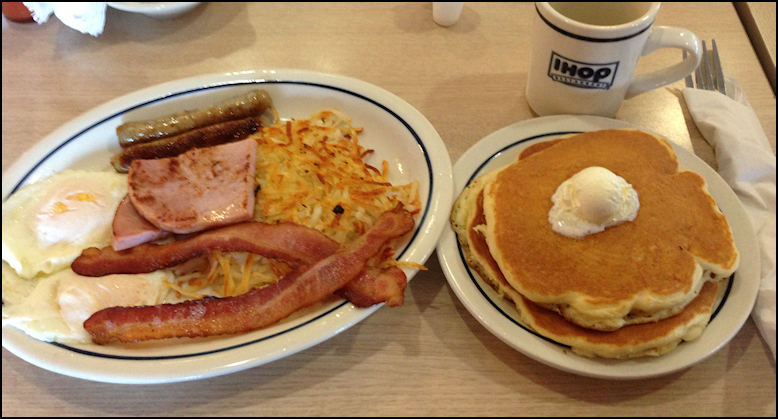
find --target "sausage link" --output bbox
[116,89,272,147]
[111,116,263,172]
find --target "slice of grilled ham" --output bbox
[111,195,172,251]
[128,138,257,235]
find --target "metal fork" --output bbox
[684,39,726,95]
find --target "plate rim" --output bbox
[106,2,202,17]
[436,114,761,380]
[2,69,454,384]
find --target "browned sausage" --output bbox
[110,116,263,172]
[116,89,272,147]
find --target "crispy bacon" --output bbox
[76,207,413,308]
[72,221,341,277]
[83,205,415,344]
[335,266,407,308]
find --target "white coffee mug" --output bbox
[525,2,702,117]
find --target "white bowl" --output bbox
[107,2,202,19]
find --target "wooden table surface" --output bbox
[736,2,776,91]
[2,3,775,416]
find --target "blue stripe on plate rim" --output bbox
[8,79,435,360]
[455,131,734,349]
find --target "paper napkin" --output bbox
[23,2,107,37]
[683,78,777,360]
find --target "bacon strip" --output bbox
[83,206,415,344]
[78,210,411,307]
[72,221,341,277]
[336,266,407,308]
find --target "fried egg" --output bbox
[2,262,169,343]
[2,170,127,279]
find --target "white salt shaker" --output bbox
[433,2,463,27]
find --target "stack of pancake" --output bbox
[451,130,740,358]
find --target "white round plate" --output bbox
[437,115,760,380]
[2,69,454,384]
[107,2,201,19]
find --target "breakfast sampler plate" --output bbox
[436,115,760,380]
[1,69,454,384]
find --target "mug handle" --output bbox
[625,27,702,99]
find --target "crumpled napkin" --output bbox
[683,77,777,360]
[23,2,107,36]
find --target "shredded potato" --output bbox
[166,108,422,298]
[254,108,421,241]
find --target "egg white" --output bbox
[2,263,170,343]
[2,170,128,279]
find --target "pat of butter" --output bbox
[548,166,639,238]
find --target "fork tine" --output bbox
[701,40,716,91]
[695,41,705,90]
[711,39,726,95]
[683,50,694,88]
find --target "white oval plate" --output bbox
[2,69,454,384]
[437,115,760,380]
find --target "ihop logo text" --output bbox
[547,52,618,89]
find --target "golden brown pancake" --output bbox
[479,130,738,331]
[517,281,718,358]
[451,173,720,358]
